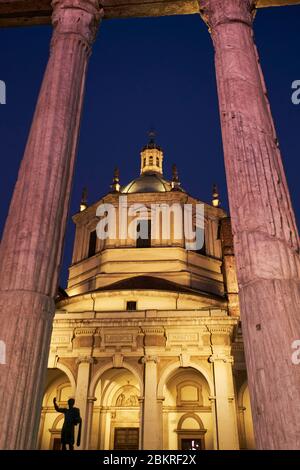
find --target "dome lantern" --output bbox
[140,131,163,175]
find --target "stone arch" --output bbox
[51,414,64,431]
[237,381,255,450]
[159,363,214,450]
[157,361,214,397]
[90,365,141,450]
[89,360,143,397]
[100,369,141,408]
[55,362,76,393]
[237,380,248,408]
[176,412,207,450]
[43,378,71,407]
[39,367,73,449]
[42,367,73,407]
[177,413,205,430]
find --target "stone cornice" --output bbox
[52,316,238,329]
[0,1,299,28]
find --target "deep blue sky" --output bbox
[0,6,299,287]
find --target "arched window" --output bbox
[149,156,153,165]
[88,230,97,257]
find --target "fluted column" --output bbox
[199,0,300,449]
[0,0,103,449]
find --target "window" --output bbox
[143,157,146,166]
[149,156,153,165]
[195,241,206,256]
[126,301,137,311]
[136,220,151,248]
[114,428,139,450]
[88,230,97,257]
[156,157,160,166]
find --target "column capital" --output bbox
[157,396,165,403]
[198,0,256,30]
[51,0,104,48]
[87,396,97,403]
[76,355,95,365]
[141,355,159,364]
[209,354,234,364]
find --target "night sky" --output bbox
[0,6,299,287]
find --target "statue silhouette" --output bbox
[53,397,82,450]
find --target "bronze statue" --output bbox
[53,397,82,450]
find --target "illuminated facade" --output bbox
[38,136,254,450]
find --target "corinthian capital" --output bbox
[51,0,104,46]
[198,0,256,29]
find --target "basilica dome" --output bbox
[121,171,173,194]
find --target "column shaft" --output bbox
[142,357,162,450]
[200,0,300,449]
[213,358,239,449]
[0,0,102,449]
[75,358,93,449]
[85,397,96,450]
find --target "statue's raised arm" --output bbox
[53,397,67,414]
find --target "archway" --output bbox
[238,382,255,450]
[90,368,141,450]
[38,368,73,450]
[161,367,214,450]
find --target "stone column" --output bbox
[0,0,103,449]
[138,397,144,450]
[142,356,162,450]
[75,357,94,449]
[199,0,300,449]
[208,396,218,450]
[210,354,239,450]
[157,396,165,450]
[237,405,247,450]
[85,396,97,450]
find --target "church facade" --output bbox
[38,136,255,450]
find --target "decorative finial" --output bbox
[212,184,221,208]
[111,167,121,192]
[148,129,156,145]
[80,187,88,212]
[171,164,181,190]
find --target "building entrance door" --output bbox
[180,438,203,450]
[114,428,139,450]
